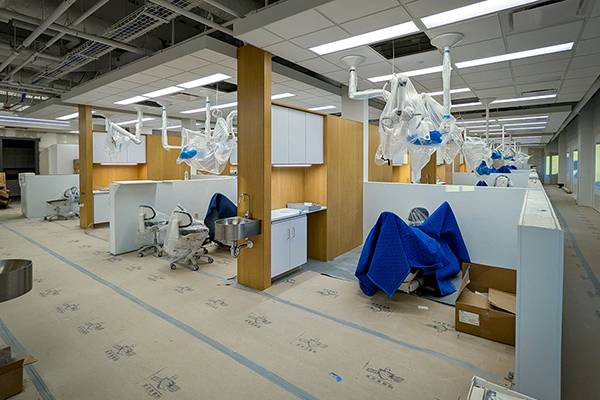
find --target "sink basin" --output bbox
[214,217,261,245]
[271,208,301,220]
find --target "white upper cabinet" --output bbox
[305,113,324,164]
[272,105,289,165]
[271,105,323,165]
[92,132,146,164]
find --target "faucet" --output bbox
[239,192,251,218]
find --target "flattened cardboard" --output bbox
[489,288,516,314]
[455,263,516,346]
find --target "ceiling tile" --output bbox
[340,6,412,35]
[458,61,511,75]
[509,52,572,67]
[427,15,502,46]
[505,21,584,52]
[575,37,600,56]
[163,55,210,71]
[291,26,350,49]
[581,17,600,39]
[569,53,600,69]
[297,57,343,74]
[322,46,386,70]
[512,59,570,77]
[316,0,399,24]
[565,66,600,79]
[144,65,185,78]
[561,76,596,91]
[517,81,562,94]
[515,72,564,86]
[470,78,516,90]
[392,50,442,72]
[264,41,316,62]
[404,0,475,18]
[236,28,285,48]
[474,86,518,99]
[452,38,506,64]
[123,73,158,85]
[191,49,230,63]
[461,68,512,84]
[264,9,333,40]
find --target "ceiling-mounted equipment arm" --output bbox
[342,55,390,101]
[161,104,183,150]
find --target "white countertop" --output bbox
[271,206,326,222]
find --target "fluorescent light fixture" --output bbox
[308,105,336,111]
[178,73,230,89]
[451,102,482,108]
[166,125,182,130]
[271,92,295,100]
[426,88,471,96]
[505,126,546,131]
[0,115,70,126]
[69,130,78,133]
[456,43,574,69]
[143,86,184,98]
[492,94,556,104]
[458,119,496,124]
[465,124,501,129]
[421,0,539,29]
[369,65,443,83]
[15,105,30,112]
[497,115,548,122]
[115,95,148,105]
[57,112,79,120]
[502,121,548,127]
[468,129,503,133]
[272,164,312,168]
[310,21,419,55]
[181,94,295,114]
[115,117,154,126]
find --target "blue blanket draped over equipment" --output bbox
[204,193,237,241]
[355,202,470,298]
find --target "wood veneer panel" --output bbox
[78,105,93,229]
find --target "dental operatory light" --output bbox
[56,112,79,120]
[455,43,573,68]
[427,88,470,96]
[309,21,419,55]
[421,0,539,29]
[308,105,336,111]
[116,117,154,126]
[182,94,295,114]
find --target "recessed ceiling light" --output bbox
[502,121,548,127]
[451,102,482,108]
[426,88,471,96]
[166,125,182,130]
[456,43,573,69]
[56,112,79,120]
[310,21,419,55]
[369,65,444,83]
[308,105,336,111]
[143,86,184,98]
[181,94,295,114]
[497,115,548,122]
[115,95,148,105]
[0,115,70,126]
[115,117,154,126]
[492,94,556,104]
[458,119,496,124]
[464,124,502,129]
[178,73,231,89]
[468,128,503,133]
[421,0,539,29]
[505,126,546,131]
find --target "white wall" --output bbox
[453,171,531,188]
[19,173,79,218]
[363,182,526,268]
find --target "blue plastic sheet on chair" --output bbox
[204,193,237,241]
[355,202,470,298]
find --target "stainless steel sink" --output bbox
[215,217,261,246]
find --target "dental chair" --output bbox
[44,186,79,221]
[398,207,430,294]
[137,205,168,257]
[164,205,213,271]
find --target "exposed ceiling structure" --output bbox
[0,0,598,147]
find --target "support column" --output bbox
[577,112,594,206]
[341,85,369,182]
[78,104,93,228]
[237,45,272,290]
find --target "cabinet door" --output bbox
[271,220,290,278]
[271,106,289,164]
[127,135,146,163]
[289,216,307,268]
[305,113,323,164]
[288,109,306,164]
[93,132,106,163]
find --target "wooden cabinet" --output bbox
[271,106,323,165]
[271,215,307,278]
[93,132,146,164]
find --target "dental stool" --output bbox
[137,205,168,257]
[44,186,80,221]
[168,208,213,271]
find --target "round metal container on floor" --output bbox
[0,259,33,302]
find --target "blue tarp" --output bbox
[204,193,237,241]
[355,202,470,298]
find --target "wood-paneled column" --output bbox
[236,45,272,290]
[78,104,94,228]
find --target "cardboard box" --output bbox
[0,347,24,400]
[0,172,6,189]
[455,263,516,346]
[467,376,535,399]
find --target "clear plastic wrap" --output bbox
[462,136,491,174]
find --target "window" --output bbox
[551,155,559,175]
[595,144,600,190]
[573,150,578,180]
[546,155,551,176]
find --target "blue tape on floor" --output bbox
[0,223,318,400]
[552,204,600,295]
[0,319,56,400]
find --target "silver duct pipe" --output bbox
[0,0,77,74]
[0,9,146,55]
[6,0,111,80]
[147,0,234,35]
